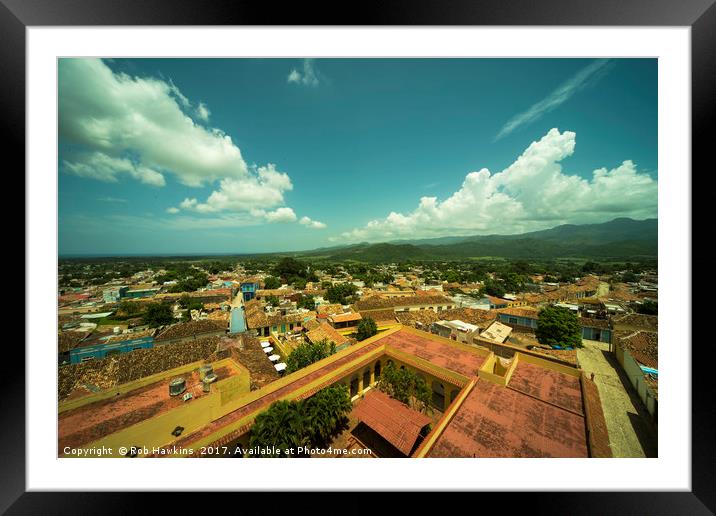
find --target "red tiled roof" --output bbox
[329,312,362,324]
[305,322,350,347]
[352,389,432,456]
[497,306,540,318]
[616,330,658,368]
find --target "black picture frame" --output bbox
[5,0,711,513]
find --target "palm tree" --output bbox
[249,400,310,457]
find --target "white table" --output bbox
[268,354,280,362]
[274,363,287,372]
[263,346,274,354]
[260,341,270,348]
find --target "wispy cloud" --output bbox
[495,59,613,141]
[97,196,127,203]
[287,59,321,87]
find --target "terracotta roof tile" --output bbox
[352,389,432,456]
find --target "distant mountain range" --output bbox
[298,218,657,261]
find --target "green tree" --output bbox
[636,300,658,315]
[247,384,352,457]
[265,295,280,307]
[263,276,281,289]
[535,305,583,349]
[325,283,358,304]
[483,279,506,298]
[273,257,309,281]
[377,362,432,413]
[248,400,310,457]
[302,384,352,446]
[297,294,316,311]
[356,316,378,341]
[286,339,336,373]
[142,302,175,327]
[119,300,143,316]
[178,294,204,312]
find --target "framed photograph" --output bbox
[9,0,710,512]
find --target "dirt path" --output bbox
[577,340,657,457]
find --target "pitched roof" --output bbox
[353,294,453,311]
[579,317,610,329]
[364,309,399,324]
[305,322,350,347]
[328,312,362,324]
[352,389,432,456]
[496,306,540,318]
[396,307,496,328]
[612,313,658,332]
[155,320,226,341]
[615,330,658,368]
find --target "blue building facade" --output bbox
[69,336,155,364]
[581,325,612,343]
[240,281,260,302]
[497,313,538,329]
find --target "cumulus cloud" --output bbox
[340,128,657,242]
[59,58,311,228]
[64,152,165,186]
[173,164,293,214]
[287,59,321,87]
[59,58,247,187]
[495,59,612,140]
[264,207,298,223]
[300,216,327,229]
[195,102,211,122]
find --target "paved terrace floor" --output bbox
[380,330,486,376]
[59,365,235,451]
[577,339,658,457]
[427,357,588,458]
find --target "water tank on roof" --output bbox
[169,377,186,396]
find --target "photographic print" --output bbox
[57,57,658,460]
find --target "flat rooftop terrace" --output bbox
[427,359,588,458]
[380,330,486,377]
[59,360,243,453]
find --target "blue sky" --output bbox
[58,58,657,255]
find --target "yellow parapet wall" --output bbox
[69,327,403,458]
[59,357,248,414]
[413,378,477,458]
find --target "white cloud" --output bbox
[59,58,248,187]
[264,207,297,223]
[300,216,327,229]
[287,59,321,87]
[64,152,165,186]
[60,58,311,228]
[195,102,211,122]
[495,59,612,140]
[340,128,657,242]
[174,164,293,215]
